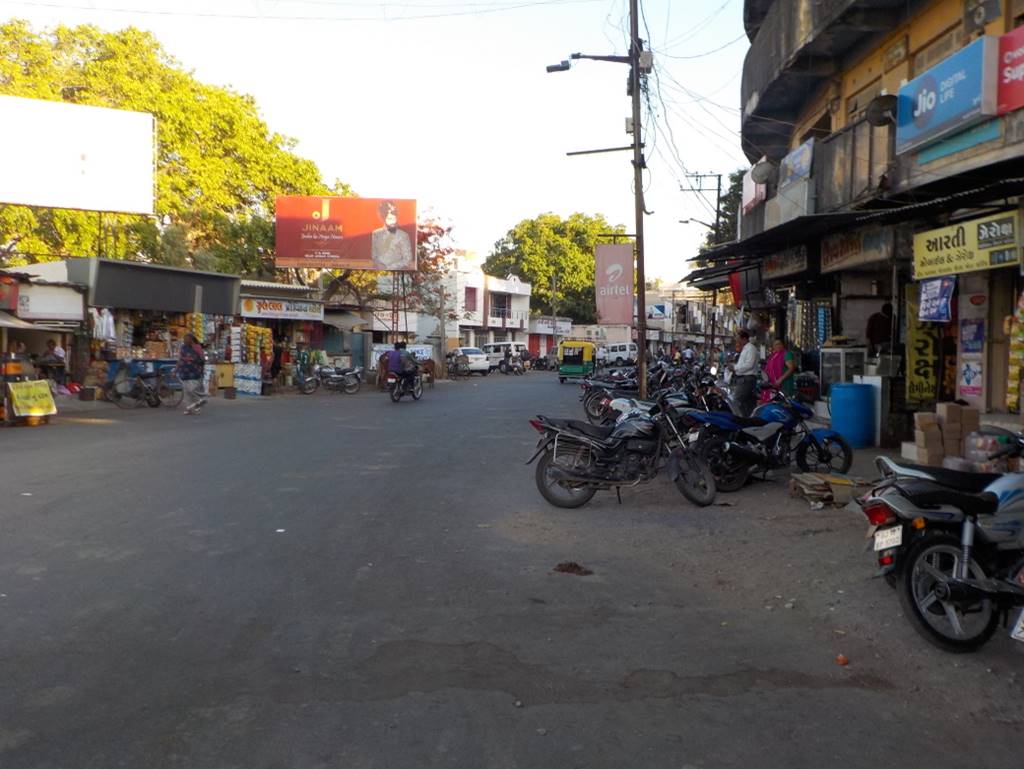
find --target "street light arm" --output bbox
[570,52,631,65]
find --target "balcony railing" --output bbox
[814,117,892,212]
[487,308,529,329]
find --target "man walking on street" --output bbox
[177,333,206,415]
[732,329,759,416]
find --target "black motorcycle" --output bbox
[386,370,423,402]
[526,395,716,509]
[299,364,363,395]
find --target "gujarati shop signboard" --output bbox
[275,196,417,271]
[896,36,998,155]
[913,211,1020,279]
[821,226,893,274]
[240,297,323,321]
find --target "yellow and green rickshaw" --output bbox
[557,340,596,382]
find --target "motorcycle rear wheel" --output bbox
[343,377,360,395]
[389,384,402,402]
[698,435,751,492]
[896,534,999,653]
[673,451,717,506]
[534,449,597,509]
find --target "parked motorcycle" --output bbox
[386,371,423,402]
[689,387,852,491]
[856,430,1024,652]
[526,393,717,509]
[299,364,363,395]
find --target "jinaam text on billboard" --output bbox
[275,196,417,271]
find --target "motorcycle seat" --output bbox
[885,461,1000,494]
[546,418,616,440]
[894,479,999,517]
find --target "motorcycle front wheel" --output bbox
[412,378,423,400]
[534,449,597,509]
[673,451,717,507]
[897,534,999,653]
[299,377,319,395]
[795,435,853,474]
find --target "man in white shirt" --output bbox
[732,329,760,416]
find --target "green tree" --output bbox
[484,213,627,324]
[0,20,345,271]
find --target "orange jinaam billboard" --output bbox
[275,196,417,270]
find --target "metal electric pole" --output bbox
[546,0,651,396]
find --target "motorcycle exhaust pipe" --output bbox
[723,441,764,464]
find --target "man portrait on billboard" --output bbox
[371,200,414,270]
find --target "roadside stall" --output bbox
[557,340,596,383]
[236,281,325,392]
[26,259,240,396]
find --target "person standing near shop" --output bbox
[764,338,797,399]
[866,302,894,356]
[732,329,760,416]
[177,333,206,415]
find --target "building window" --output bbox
[913,26,963,76]
[465,286,477,312]
[490,292,511,317]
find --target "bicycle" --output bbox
[106,365,184,409]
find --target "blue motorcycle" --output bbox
[687,388,853,491]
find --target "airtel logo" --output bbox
[606,263,624,283]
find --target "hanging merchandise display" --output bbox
[1007,290,1024,412]
[240,323,273,364]
[906,284,941,407]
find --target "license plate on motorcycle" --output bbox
[873,526,902,551]
[1012,610,1024,643]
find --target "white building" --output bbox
[450,253,532,349]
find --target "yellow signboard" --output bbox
[913,211,1021,279]
[8,380,57,417]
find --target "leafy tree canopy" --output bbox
[0,19,348,273]
[483,212,627,324]
[701,169,745,250]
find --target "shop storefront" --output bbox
[27,258,240,391]
[236,285,325,392]
[911,210,1021,413]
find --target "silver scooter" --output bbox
[857,426,1024,652]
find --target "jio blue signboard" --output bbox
[896,36,998,155]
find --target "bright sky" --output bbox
[2,0,750,282]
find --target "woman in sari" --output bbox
[763,338,797,399]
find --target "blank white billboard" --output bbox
[0,95,154,214]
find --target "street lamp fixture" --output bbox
[679,218,715,229]
[545,60,571,73]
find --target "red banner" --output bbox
[594,244,634,325]
[275,196,417,270]
[999,25,1024,115]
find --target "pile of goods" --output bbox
[240,323,273,364]
[903,404,1013,471]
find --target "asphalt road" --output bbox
[1,373,1021,769]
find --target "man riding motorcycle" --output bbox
[387,342,418,389]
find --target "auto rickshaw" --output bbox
[557,340,596,382]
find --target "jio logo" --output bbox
[912,75,939,129]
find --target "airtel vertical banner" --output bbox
[275,196,417,270]
[594,244,634,324]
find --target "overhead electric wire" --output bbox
[651,32,747,60]
[3,0,604,21]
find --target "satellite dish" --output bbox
[750,159,776,184]
[865,94,898,127]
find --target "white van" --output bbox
[606,342,638,366]
[482,341,530,371]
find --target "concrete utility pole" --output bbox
[546,0,650,396]
[628,0,648,398]
[684,173,724,245]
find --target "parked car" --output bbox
[451,346,490,374]
[606,342,638,366]
[482,341,530,372]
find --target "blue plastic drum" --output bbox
[829,383,874,449]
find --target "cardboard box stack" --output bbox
[914,412,944,466]
[936,403,963,459]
